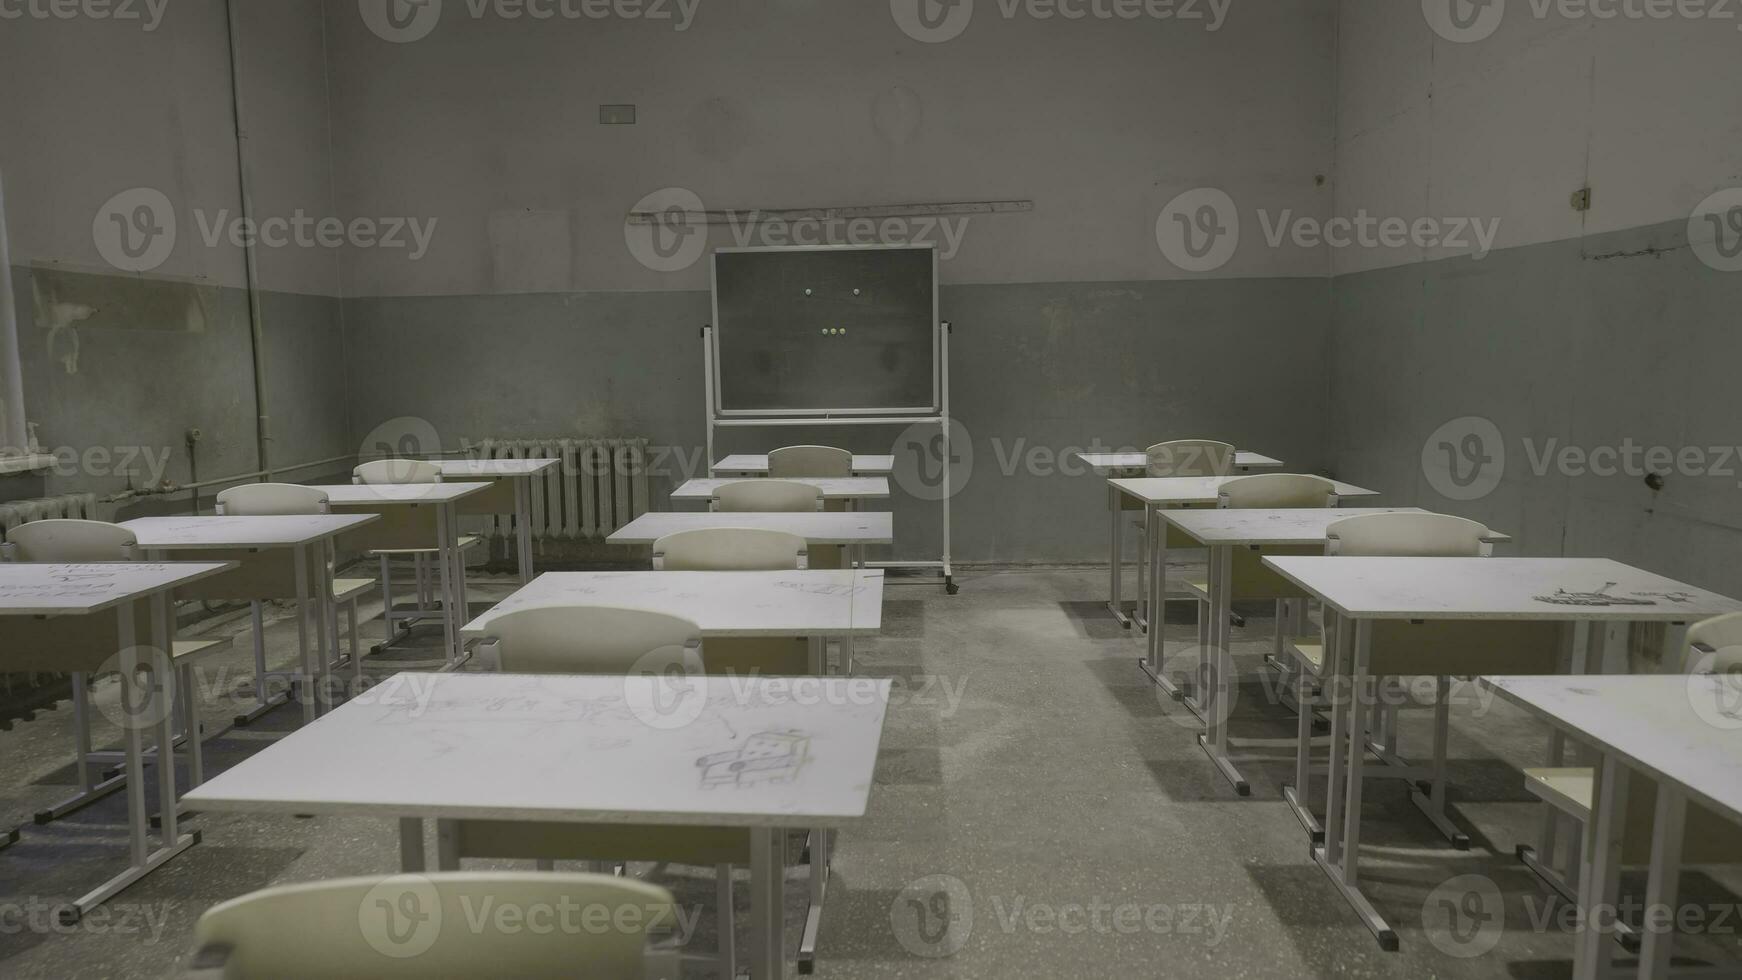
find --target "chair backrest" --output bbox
[1145,440,1235,478]
[1326,513,1493,558]
[715,480,824,514]
[1685,612,1742,674]
[768,446,852,479]
[653,528,807,572]
[482,605,705,676]
[4,520,137,562]
[216,483,331,516]
[354,459,442,485]
[1219,474,1339,510]
[189,872,675,980]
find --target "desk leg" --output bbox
[1522,623,1595,900]
[1135,505,1148,633]
[1635,785,1686,979]
[67,600,198,922]
[749,827,787,979]
[515,476,535,584]
[435,505,458,664]
[294,547,316,724]
[1107,486,1131,628]
[1574,755,1628,980]
[1198,544,1248,795]
[1283,612,1333,843]
[1311,617,1395,949]
[399,819,426,873]
[448,503,469,665]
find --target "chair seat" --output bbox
[1182,578,1211,600]
[367,535,483,557]
[1523,767,1593,821]
[172,638,230,664]
[332,578,374,602]
[1288,639,1325,675]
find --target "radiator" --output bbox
[0,492,99,536]
[465,438,651,541]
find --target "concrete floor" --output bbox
[1,565,1738,978]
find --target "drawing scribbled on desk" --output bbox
[697,730,811,788]
[1534,582,1697,608]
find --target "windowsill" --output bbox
[0,453,54,476]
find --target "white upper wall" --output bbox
[0,0,339,296]
[1333,0,1742,275]
[323,0,1337,296]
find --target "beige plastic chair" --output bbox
[353,458,443,485]
[768,445,852,479]
[478,606,704,677]
[352,461,483,641]
[184,872,679,980]
[715,480,824,514]
[653,528,807,572]
[1521,613,1742,877]
[3,519,139,562]
[1283,513,1543,849]
[1145,440,1235,478]
[1327,512,1492,558]
[2,520,227,822]
[216,484,375,688]
[466,607,735,973]
[653,528,812,676]
[1218,473,1339,509]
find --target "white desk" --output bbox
[1089,455,1284,631]
[1482,675,1742,980]
[1263,556,1742,950]
[0,561,234,919]
[434,458,559,583]
[461,570,885,641]
[1075,451,1284,472]
[608,512,893,568]
[311,483,492,664]
[1112,474,1377,641]
[712,454,895,476]
[185,670,893,979]
[120,515,380,723]
[671,477,890,507]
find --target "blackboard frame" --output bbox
[709,243,941,418]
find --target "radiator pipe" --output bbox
[0,170,29,457]
[99,453,358,505]
[222,0,274,482]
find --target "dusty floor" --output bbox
[0,565,1737,978]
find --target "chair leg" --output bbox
[717,864,737,972]
[348,599,362,685]
[250,601,268,703]
[179,662,205,791]
[379,555,394,637]
[71,673,94,791]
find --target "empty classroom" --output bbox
[2,3,1740,978]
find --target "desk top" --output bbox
[713,454,895,475]
[608,512,895,546]
[1076,451,1285,471]
[462,570,885,639]
[121,514,379,549]
[1109,475,1379,505]
[1481,675,1742,825]
[671,478,891,501]
[311,483,492,505]
[434,459,560,478]
[1164,508,1512,547]
[184,671,893,827]
[0,562,238,616]
[1264,557,1742,622]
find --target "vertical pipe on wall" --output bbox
[223,0,274,481]
[0,171,29,456]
